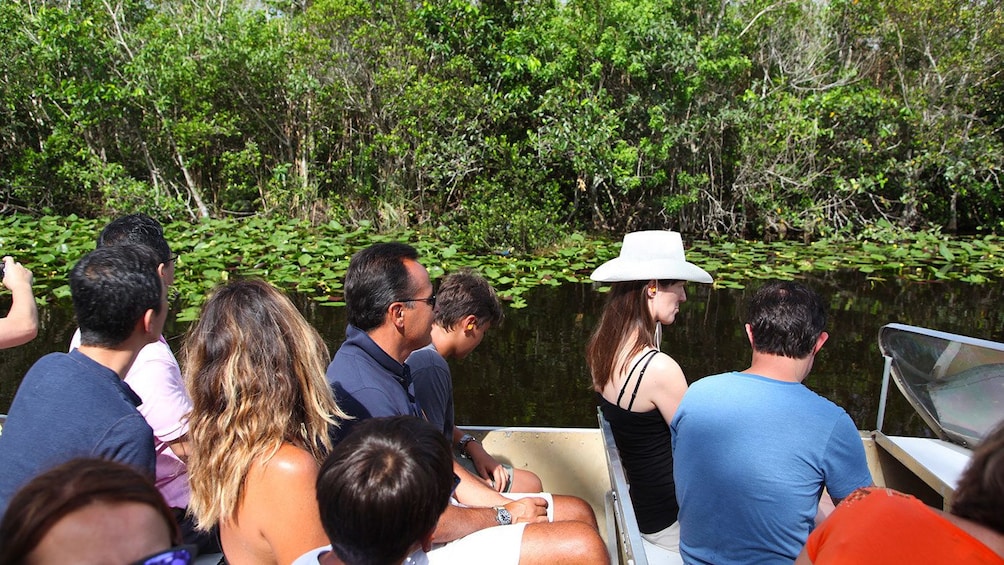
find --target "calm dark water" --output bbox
[2,273,1002,437]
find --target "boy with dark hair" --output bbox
[0,244,165,517]
[295,416,455,565]
[410,269,542,493]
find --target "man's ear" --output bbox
[462,314,478,333]
[157,262,168,279]
[744,323,754,348]
[812,331,829,355]
[388,302,406,328]
[138,308,157,338]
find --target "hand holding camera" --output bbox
[2,257,33,292]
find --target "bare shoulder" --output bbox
[647,351,687,385]
[240,444,329,563]
[251,444,321,491]
[645,352,689,422]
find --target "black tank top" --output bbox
[598,349,678,533]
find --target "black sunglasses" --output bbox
[129,545,197,565]
[398,294,437,308]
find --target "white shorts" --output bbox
[642,521,683,564]
[427,523,527,565]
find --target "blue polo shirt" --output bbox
[0,350,155,518]
[326,325,421,442]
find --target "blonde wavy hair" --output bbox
[182,278,346,530]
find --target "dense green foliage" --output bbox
[3,214,1002,323]
[2,0,1002,251]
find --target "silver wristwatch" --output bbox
[458,433,477,459]
[493,505,512,526]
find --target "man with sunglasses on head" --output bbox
[67,214,218,554]
[326,242,607,565]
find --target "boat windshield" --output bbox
[879,323,1004,447]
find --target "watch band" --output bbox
[458,433,477,459]
[493,505,512,525]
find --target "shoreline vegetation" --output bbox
[2,0,1003,254]
[2,214,1002,322]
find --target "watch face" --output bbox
[496,507,512,525]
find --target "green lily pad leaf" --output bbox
[940,244,955,262]
[52,284,72,299]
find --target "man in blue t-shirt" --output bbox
[671,281,873,565]
[0,244,166,518]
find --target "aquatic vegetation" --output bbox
[1,215,1002,321]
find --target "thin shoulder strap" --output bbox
[616,349,659,410]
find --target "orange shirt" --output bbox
[806,487,1003,564]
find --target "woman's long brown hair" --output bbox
[586,280,658,391]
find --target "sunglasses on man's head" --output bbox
[129,545,197,565]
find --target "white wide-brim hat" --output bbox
[590,230,713,284]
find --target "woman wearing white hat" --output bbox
[586,230,712,556]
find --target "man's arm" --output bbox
[431,498,548,543]
[823,414,874,503]
[0,257,37,349]
[455,426,510,492]
[101,415,157,479]
[448,462,548,528]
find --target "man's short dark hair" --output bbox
[317,416,454,565]
[97,213,172,264]
[71,244,163,348]
[746,281,827,359]
[434,269,503,331]
[344,243,420,332]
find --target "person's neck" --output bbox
[943,512,1004,558]
[745,352,813,383]
[75,339,146,380]
[430,325,455,359]
[367,324,415,364]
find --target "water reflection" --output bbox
[3,273,1001,437]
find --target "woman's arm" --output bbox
[645,353,689,426]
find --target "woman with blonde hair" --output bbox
[184,278,346,564]
[587,231,712,557]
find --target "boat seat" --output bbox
[873,431,972,506]
[598,408,648,565]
